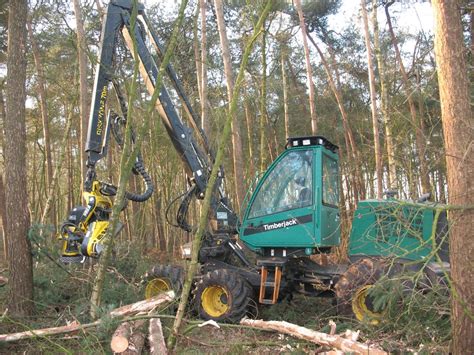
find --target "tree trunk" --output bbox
[294,0,318,134]
[192,5,202,103]
[432,1,474,352]
[4,0,34,317]
[260,26,267,172]
[199,0,209,137]
[0,175,7,261]
[243,90,254,179]
[0,82,8,262]
[372,0,396,190]
[281,48,290,139]
[361,0,383,199]
[213,0,245,209]
[385,1,430,195]
[72,0,89,190]
[67,131,75,211]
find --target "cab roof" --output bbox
[286,136,338,153]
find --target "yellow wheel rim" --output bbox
[145,278,171,299]
[352,285,383,324]
[201,285,229,318]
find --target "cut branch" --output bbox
[0,291,174,343]
[149,318,168,355]
[240,318,386,355]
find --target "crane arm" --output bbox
[84,0,237,233]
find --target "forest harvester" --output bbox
[59,0,450,323]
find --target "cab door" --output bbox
[240,148,317,251]
[318,151,340,246]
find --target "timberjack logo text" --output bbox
[96,85,108,136]
[263,218,298,231]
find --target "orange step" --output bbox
[259,265,282,304]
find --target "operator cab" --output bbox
[240,136,340,257]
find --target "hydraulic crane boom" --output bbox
[59,0,238,263]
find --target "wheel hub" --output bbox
[145,278,171,299]
[201,285,229,317]
[352,285,383,324]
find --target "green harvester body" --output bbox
[239,136,448,263]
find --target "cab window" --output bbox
[248,150,313,219]
[322,154,338,206]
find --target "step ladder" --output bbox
[257,258,285,305]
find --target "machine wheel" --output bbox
[143,264,184,299]
[335,258,387,324]
[194,269,253,323]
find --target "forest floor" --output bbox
[0,246,451,354]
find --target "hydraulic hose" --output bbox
[109,111,154,202]
[125,157,154,202]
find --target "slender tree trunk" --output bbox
[0,175,7,261]
[27,19,55,221]
[5,0,34,316]
[385,1,430,195]
[294,0,317,134]
[72,0,89,190]
[192,5,202,103]
[0,82,8,261]
[199,0,209,136]
[361,0,383,199]
[260,26,267,172]
[67,132,74,211]
[432,1,474,352]
[213,0,245,209]
[281,48,290,139]
[372,0,396,190]
[438,169,446,203]
[243,90,254,179]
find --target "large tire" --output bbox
[335,258,387,323]
[143,264,184,299]
[194,269,253,323]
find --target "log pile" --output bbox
[109,306,168,354]
[110,320,147,354]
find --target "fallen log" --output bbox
[148,318,167,355]
[109,291,174,318]
[110,320,146,354]
[240,318,386,355]
[0,291,174,343]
